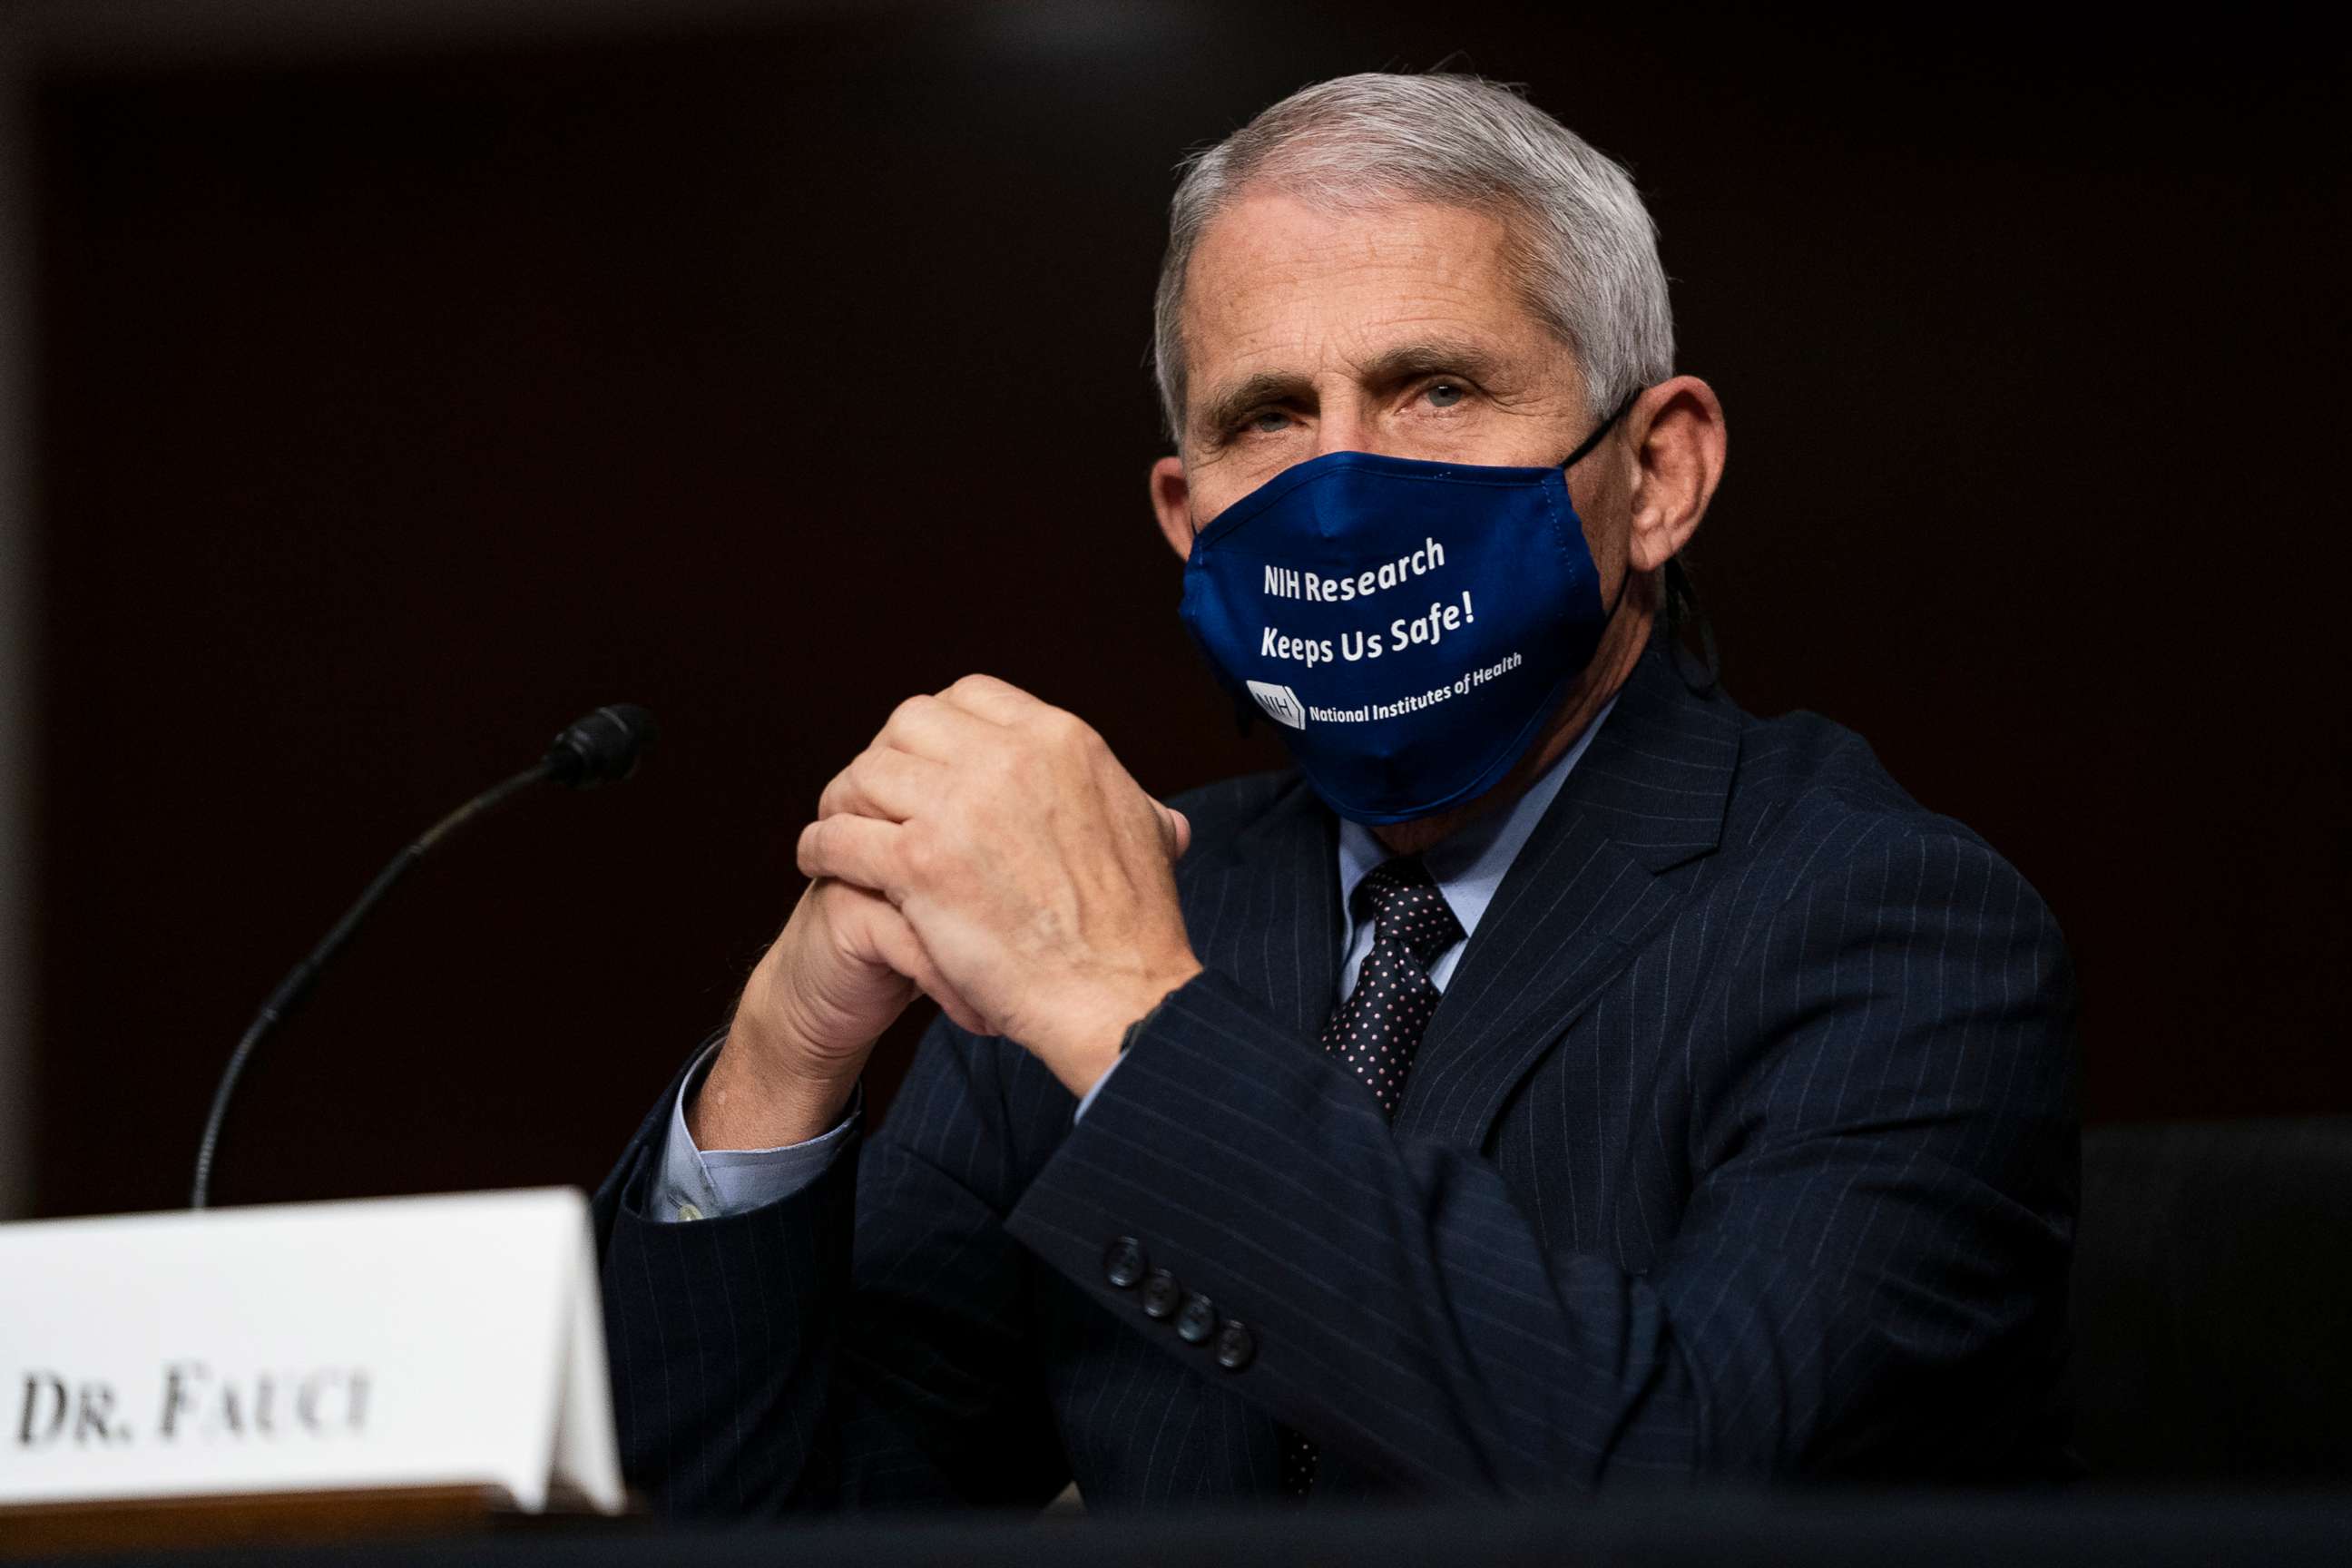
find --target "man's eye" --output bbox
[1247,410,1291,434]
[1424,381,1467,409]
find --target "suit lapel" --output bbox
[1393,644,1741,1151]
[1181,774,1341,1042]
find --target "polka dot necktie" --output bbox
[1280,854,1465,1498]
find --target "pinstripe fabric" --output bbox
[592,639,2080,1512]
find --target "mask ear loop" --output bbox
[1173,491,1263,735]
[1566,388,1721,691]
[1563,389,1642,628]
[1560,389,1641,472]
[1167,469,1254,729]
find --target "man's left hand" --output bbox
[799,674,1203,1097]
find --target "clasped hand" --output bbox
[793,674,1202,1098]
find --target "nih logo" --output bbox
[1245,681,1306,730]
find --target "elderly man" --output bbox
[593,74,2077,1508]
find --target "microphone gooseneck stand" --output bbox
[189,704,656,1210]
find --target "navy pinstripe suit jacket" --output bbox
[593,642,2080,1512]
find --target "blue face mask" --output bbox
[1178,397,1633,825]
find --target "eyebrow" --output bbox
[1197,371,1305,441]
[1193,338,1511,439]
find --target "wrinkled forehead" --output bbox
[1178,191,1573,412]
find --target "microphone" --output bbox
[190,703,660,1210]
[544,702,658,789]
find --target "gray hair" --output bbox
[1152,73,1675,443]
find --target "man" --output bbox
[594,73,2077,1510]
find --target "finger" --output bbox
[798,813,909,897]
[944,677,1102,751]
[836,884,990,1034]
[914,967,991,1036]
[1160,805,1191,859]
[934,672,1050,728]
[818,746,947,823]
[874,691,1004,764]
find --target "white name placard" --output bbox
[0,1187,622,1513]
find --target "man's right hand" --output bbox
[689,877,968,1151]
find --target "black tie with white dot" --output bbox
[1279,854,1465,1498]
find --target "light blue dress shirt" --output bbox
[653,697,1615,1223]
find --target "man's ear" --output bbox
[1150,455,1195,561]
[1624,375,1729,575]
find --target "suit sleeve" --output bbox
[1003,824,2079,1492]
[593,1022,1071,1514]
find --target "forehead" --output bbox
[1181,191,1554,392]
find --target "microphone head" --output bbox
[544,703,658,789]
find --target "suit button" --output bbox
[1141,1269,1181,1319]
[1176,1294,1217,1345]
[1102,1236,1146,1289]
[1214,1319,1256,1371]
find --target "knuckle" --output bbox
[976,739,1022,781]
[897,818,934,870]
[996,750,1047,799]
[1031,706,1084,746]
[930,773,975,816]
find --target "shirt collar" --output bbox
[1335,695,1619,948]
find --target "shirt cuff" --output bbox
[1073,1050,1125,1121]
[1073,981,1184,1120]
[652,1039,859,1222]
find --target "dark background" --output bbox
[12,2,2344,1218]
